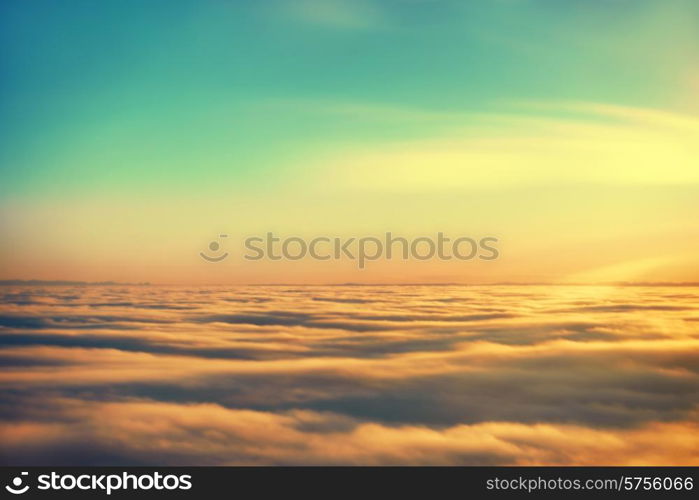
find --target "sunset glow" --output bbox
[1,0,698,467]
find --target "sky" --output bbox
[1,0,698,284]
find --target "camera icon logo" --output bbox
[5,472,29,495]
[200,234,229,263]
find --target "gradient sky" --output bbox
[1,0,698,284]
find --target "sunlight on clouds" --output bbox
[562,256,679,284]
[2,400,698,465]
[1,285,699,464]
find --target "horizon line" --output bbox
[2,279,699,287]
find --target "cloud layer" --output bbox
[1,284,698,465]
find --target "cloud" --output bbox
[307,102,699,192]
[2,399,698,465]
[281,0,383,30]
[1,284,698,464]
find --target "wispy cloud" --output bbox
[307,102,699,192]
[280,0,383,30]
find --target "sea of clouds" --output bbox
[1,284,698,465]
